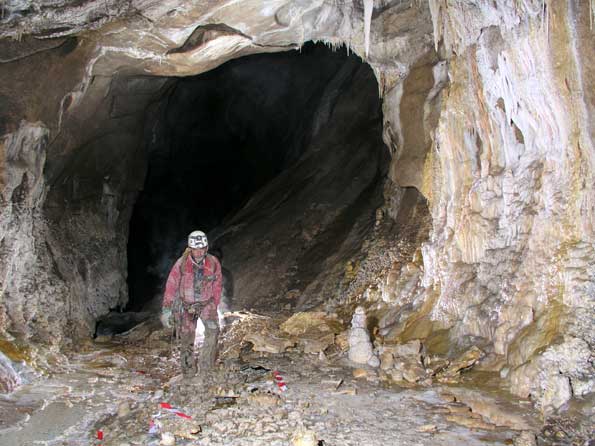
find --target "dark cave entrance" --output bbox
[126,42,388,312]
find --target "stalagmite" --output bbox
[348,306,379,367]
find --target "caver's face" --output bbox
[191,247,207,260]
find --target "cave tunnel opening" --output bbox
[126,42,389,314]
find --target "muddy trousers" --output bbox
[180,332,197,377]
[179,318,219,376]
[197,320,220,372]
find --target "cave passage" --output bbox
[126,42,388,311]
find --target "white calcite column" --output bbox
[348,306,379,367]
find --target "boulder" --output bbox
[379,351,394,370]
[281,312,343,354]
[440,346,484,377]
[394,360,426,383]
[244,333,295,354]
[300,333,335,354]
[425,356,450,375]
[392,340,422,358]
[280,312,343,336]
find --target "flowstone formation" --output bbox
[0,0,593,423]
[414,1,595,413]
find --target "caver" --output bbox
[162,230,223,376]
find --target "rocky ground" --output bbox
[0,312,592,446]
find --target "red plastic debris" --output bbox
[272,371,287,392]
[97,430,104,440]
[159,402,192,419]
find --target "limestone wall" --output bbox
[379,0,595,411]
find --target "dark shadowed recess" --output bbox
[126,42,385,311]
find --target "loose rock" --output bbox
[160,431,176,445]
[291,428,318,446]
[117,401,131,418]
[352,368,368,379]
[513,431,537,446]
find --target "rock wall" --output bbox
[432,0,595,412]
[0,40,160,343]
[0,122,69,344]
[378,0,595,412]
[0,118,141,345]
[209,54,388,312]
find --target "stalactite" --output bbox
[363,0,373,58]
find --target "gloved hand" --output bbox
[160,308,172,328]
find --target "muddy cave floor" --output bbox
[0,313,591,446]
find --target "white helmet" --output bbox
[188,230,208,249]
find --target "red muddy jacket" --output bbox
[163,251,222,321]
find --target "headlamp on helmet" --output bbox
[188,230,208,249]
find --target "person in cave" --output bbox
[161,230,223,377]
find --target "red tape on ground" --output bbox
[159,402,192,419]
[272,371,287,391]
